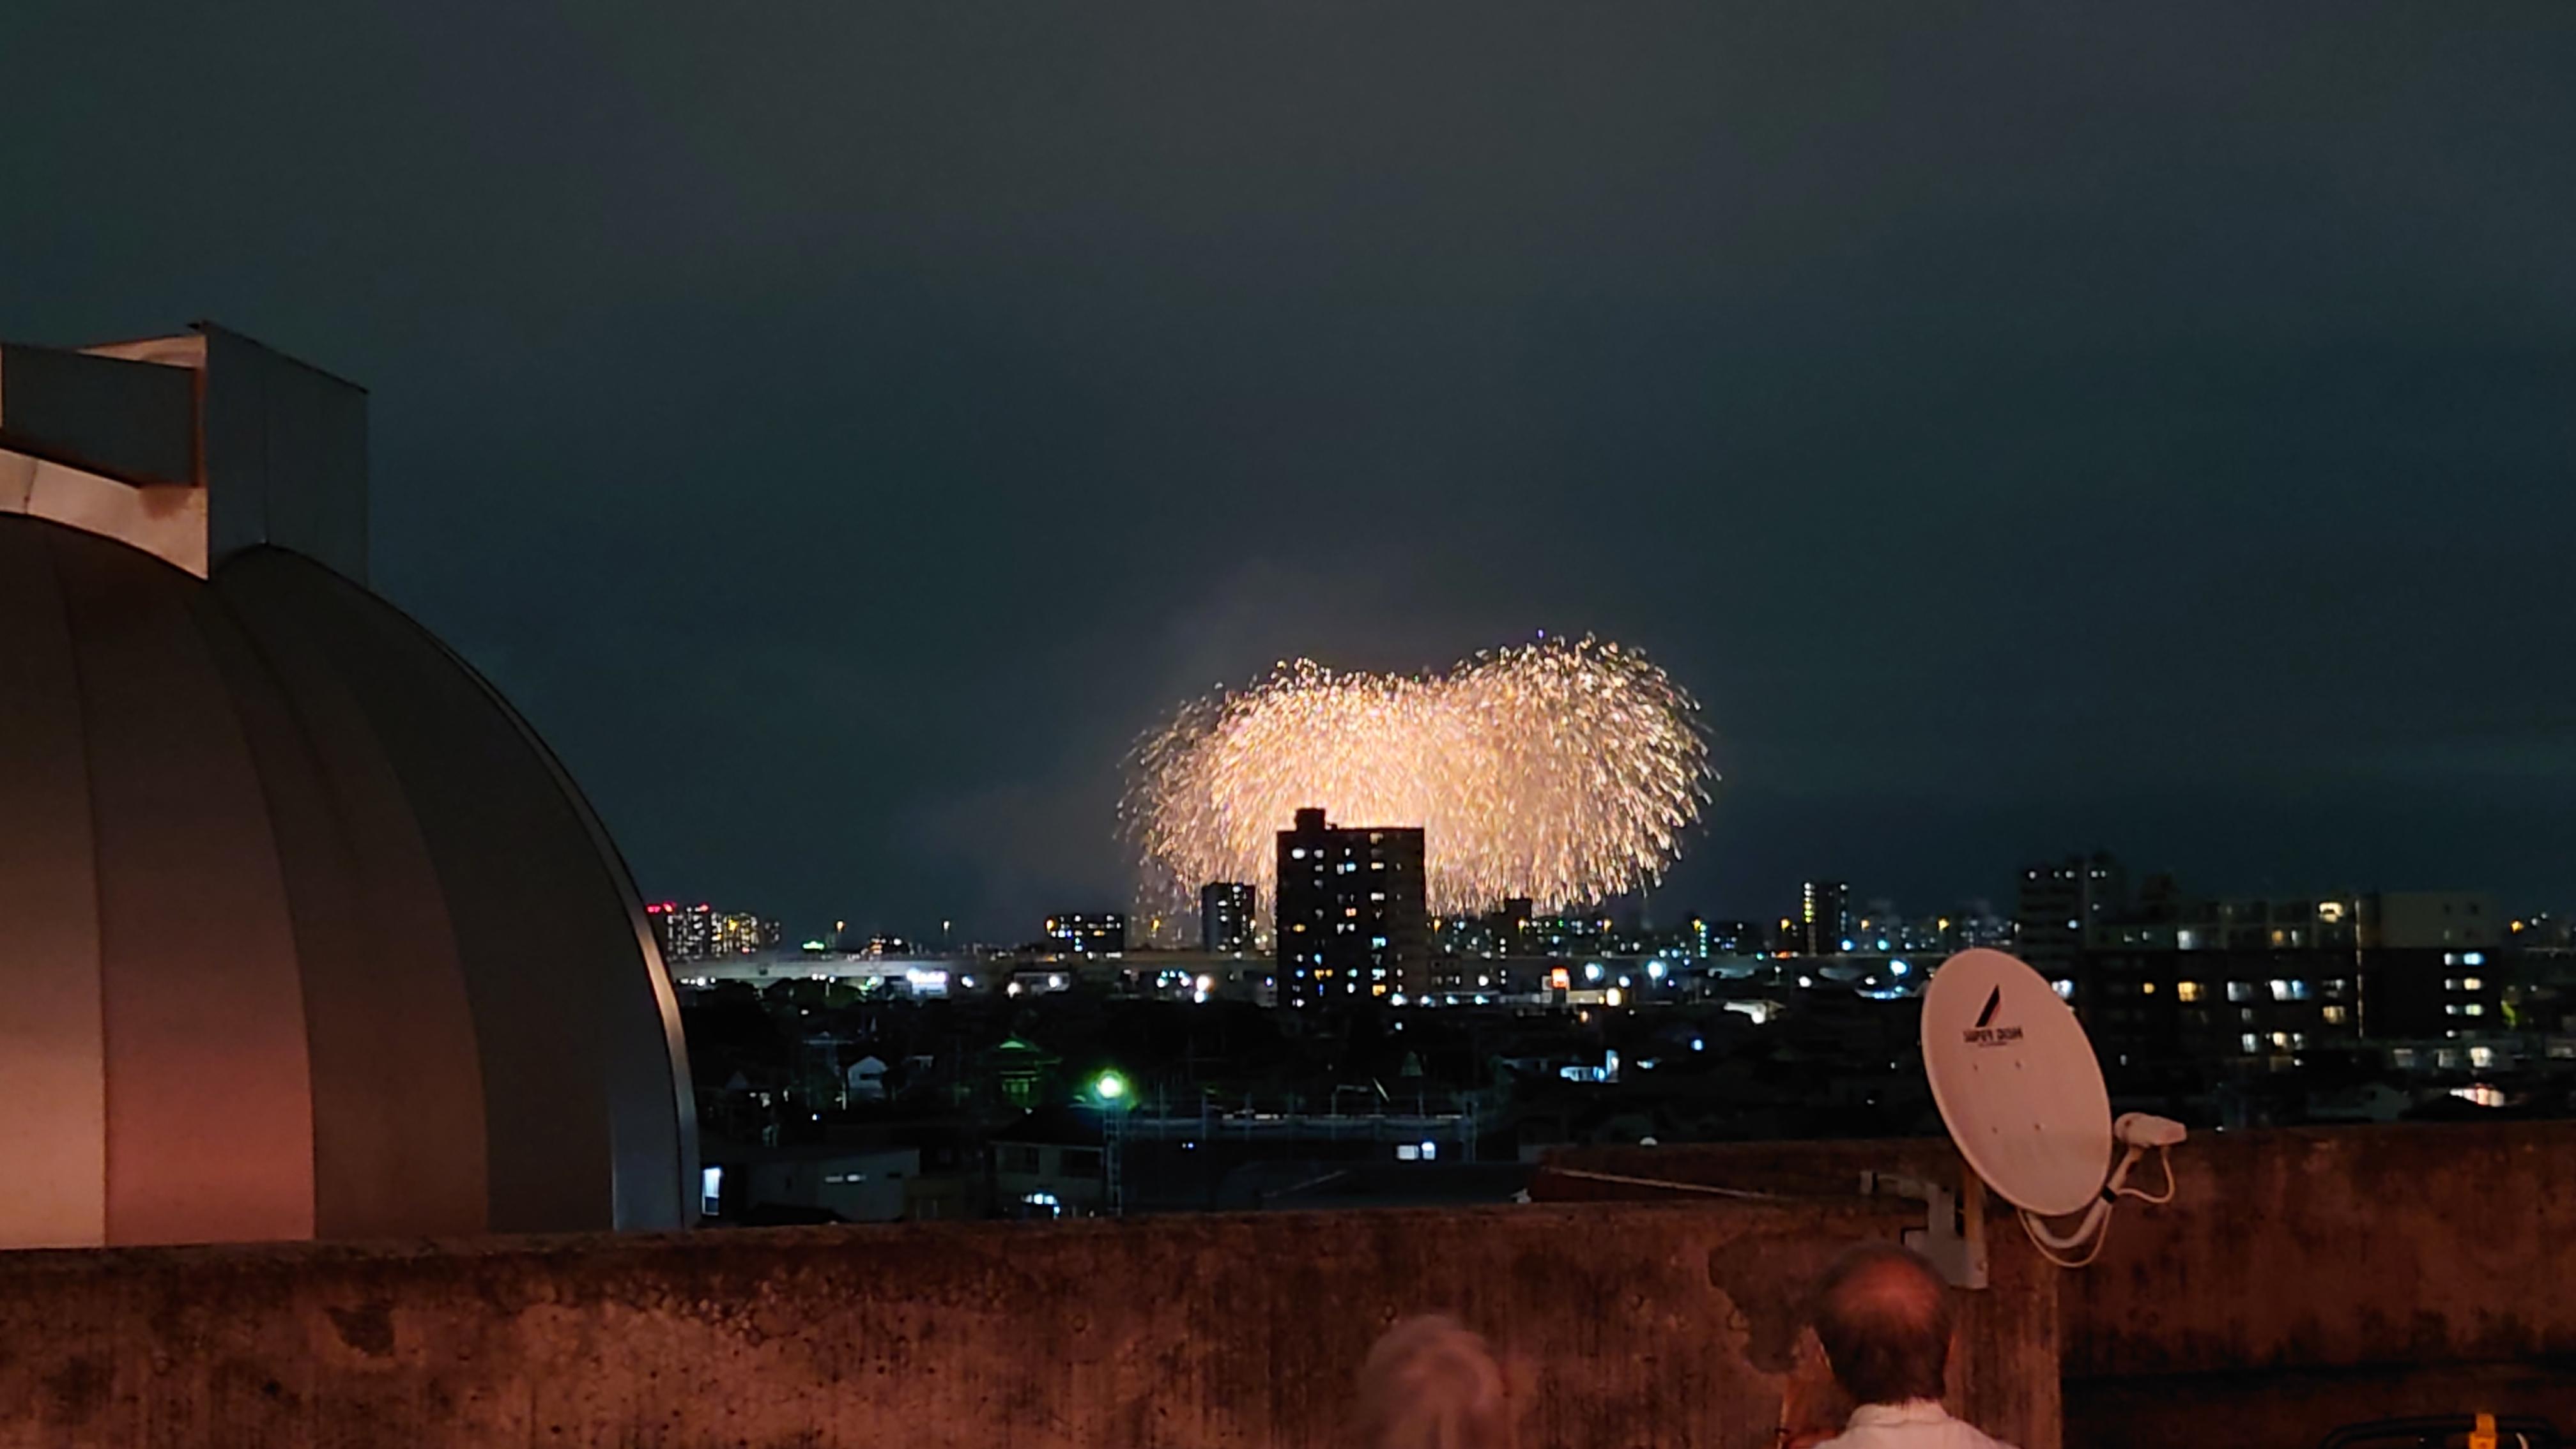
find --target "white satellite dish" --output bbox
[1919,947,2182,1269]
[1922,947,2112,1217]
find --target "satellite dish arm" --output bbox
[2018,1124,2181,1268]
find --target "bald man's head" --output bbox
[1813,1243,1954,1406]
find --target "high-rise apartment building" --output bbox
[1200,882,1257,954]
[2014,853,2128,979]
[648,902,777,963]
[712,912,779,956]
[1275,808,1427,1007]
[646,901,716,963]
[1799,880,1850,955]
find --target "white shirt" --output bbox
[1814,1399,2014,1449]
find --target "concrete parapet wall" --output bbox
[0,1199,2057,1449]
[1542,1121,2576,1447]
[2064,1120,2576,1447]
[2063,1120,2576,1376]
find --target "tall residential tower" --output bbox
[1200,882,1257,953]
[1275,808,1427,1006]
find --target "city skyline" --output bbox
[8,4,2575,937]
[668,852,2563,959]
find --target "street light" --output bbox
[1091,1070,1131,1218]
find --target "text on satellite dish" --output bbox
[1961,986,2024,1046]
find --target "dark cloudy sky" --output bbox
[6,4,2572,937]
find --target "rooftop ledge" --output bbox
[3,1119,2570,1449]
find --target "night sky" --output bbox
[6,4,2572,939]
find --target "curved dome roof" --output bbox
[0,514,693,1247]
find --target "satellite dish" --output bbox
[1918,947,2183,1269]
[1921,947,2111,1217]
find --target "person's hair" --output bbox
[1353,1314,1517,1449]
[1813,1241,1954,1406]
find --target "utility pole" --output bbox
[1104,1109,1124,1216]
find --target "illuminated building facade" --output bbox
[714,911,778,956]
[1274,808,1428,1007]
[1800,880,1850,955]
[1200,882,1257,954]
[2071,885,2507,1080]
[1045,913,1128,954]
[1690,917,1767,956]
[648,904,778,961]
[648,903,716,962]
[2014,853,2127,977]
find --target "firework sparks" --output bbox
[1124,635,1714,916]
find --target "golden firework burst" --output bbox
[1124,635,1714,917]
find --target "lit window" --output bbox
[2464,1003,2486,1017]
[2240,1033,2260,1054]
[2227,982,2255,1003]
[2461,977,2485,992]
[2322,1004,2349,1025]
[2464,951,2486,966]
[2142,981,2158,995]
[2271,1031,2292,1049]
[2176,981,2204,1002]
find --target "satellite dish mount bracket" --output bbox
[1860,1167,1989,1291]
